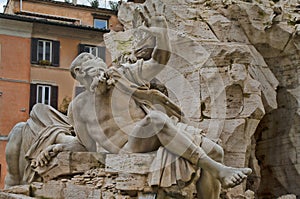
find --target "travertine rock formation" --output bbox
[2,0,299,198]
[224,1,300,197]
[104,0,287,198]
[206,0,300,197]
[105,0,300,197]
[1,152,199,199]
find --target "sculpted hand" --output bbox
[105,67,121,86]
[124,52,137,63]
[31,144,63,168]
[138,4,168,37]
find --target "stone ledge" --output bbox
[2,152,198,198]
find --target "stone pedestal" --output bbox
[2,152,198,199]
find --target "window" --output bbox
[37,85,51,105]
[38,40,52,63]
[29,84,58,111]
[31,38,60,66]
[78,44,106,62]
[75,86,86,96]
[84,45,99,57]
[94,18,108,29]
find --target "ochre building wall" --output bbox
[0,35,31,188]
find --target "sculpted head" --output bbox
[229,63,247,82]
[70,53,107,91]
[70,52,107,79]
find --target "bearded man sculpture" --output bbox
[5,11,251,199]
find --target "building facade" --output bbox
[0,0,122,188]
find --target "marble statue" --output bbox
[4,104,87,187]
[5,6,252,199]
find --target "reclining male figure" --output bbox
[34,12,252,199]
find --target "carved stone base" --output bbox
[2,152,198,198]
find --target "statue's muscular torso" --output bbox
[69,84,146,154]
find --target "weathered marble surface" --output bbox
[0,150,296,198]
[2,0,300,198]
[34,152,106,182]
[105,0,280,197]
[217,0,300,197]
[106,0,300,197]
[1,152,198,199]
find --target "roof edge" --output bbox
[23,0,117,14]
[0,13,110,32]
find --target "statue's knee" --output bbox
[32,103,43,110]
[202,137,224,162]
[211,144,224,162]
[146,111,169,127]
[32,103,50,113]
[7,123,24,150]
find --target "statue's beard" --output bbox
[89,70,108,93]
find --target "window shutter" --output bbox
[31,38,38,64]
[98,46,106,62]
[29,84,37,112]
[75,86,86,97]
[50,85,58,109]
[52,40,60,67]
[78,44,86,54]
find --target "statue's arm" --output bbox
[54,101,78,143]
[141,34,171,81]
[67,101,75,126]
[138,15,171,82]
[32,101,87,167]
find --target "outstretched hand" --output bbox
[137,3,168,37]
[31,144,63,168]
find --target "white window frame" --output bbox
[37,40,52,61]
[94,18,108,29]
[84,45,98,57]
[36,85,51,105]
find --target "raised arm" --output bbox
[137,5,171,81]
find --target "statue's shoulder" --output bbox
[72,91,91,106]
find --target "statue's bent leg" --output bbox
[124,110,252,190]
[122,110,207,160]
[197,137,223,199]
[4,122,25,188]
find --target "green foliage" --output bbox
[258,10,265,16]
[288,20,297,26]
[109,1,119,11]
[59,96,71,115]
[38,60,52,66]
[89,0,99,8]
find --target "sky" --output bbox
[0,0,6,12]
[0,0,121,13]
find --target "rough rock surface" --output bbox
[107,0,300,198]
[105,0,282,198]
[2,0,300,198]
[1,152,199,199]
[217,0,300,197]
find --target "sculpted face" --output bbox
[70,53,107,91]
[229,63,247,82]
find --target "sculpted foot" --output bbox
[218,167,252,189]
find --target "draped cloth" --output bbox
[23,104,73,183]
[149,147,197,187]
[110,60,187,123]
[111,62,203,187]
[148,122,203,187]
[20,60,203,187]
